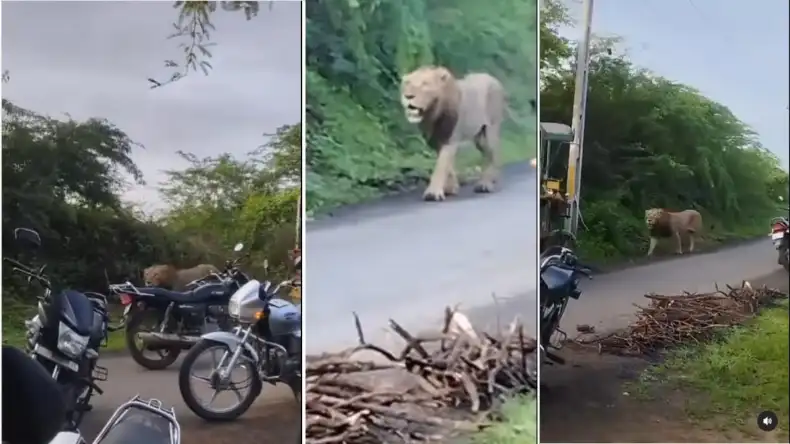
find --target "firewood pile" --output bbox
[577,282,787,355]
[305,307,538,444]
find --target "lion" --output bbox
[143,263,220,291]
[645,208,703,256]
[400,66,506,201]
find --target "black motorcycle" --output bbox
[3,227,112,431]
[111,243,250,370]
[539,242,592,365]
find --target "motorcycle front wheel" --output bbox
[178,339,262,422]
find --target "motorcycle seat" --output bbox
[136,283,227,303]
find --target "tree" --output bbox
[2,100,206,297]
[540,8,788,259]
[150,1,265,88]
[159,123,301,276]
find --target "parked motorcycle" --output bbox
[48,395,180,444]
[539,242,592,365]
[3,228,112,431]
[178,267,302,421]
[770,214,790,272]
[110,243,251,370]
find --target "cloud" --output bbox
[1,1,302,213]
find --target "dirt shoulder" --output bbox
[540,270,789,444]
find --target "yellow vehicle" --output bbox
[539,122,576,252]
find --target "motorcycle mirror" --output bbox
[14,227,42,249]
[233,243,244,252]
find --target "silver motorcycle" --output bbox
[49,395,180,444]
[178,266,302,421]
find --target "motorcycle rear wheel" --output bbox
[125,309,181,370]
[179,340,262,422]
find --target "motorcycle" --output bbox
[110,243,251,370]
[770,214,790,272]
[3,227,112,431]
[178,264,302,421]
[539,241,592,365]
[49,395,181,444]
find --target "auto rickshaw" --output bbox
[539,122,577,252]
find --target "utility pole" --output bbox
[565,0,594,235]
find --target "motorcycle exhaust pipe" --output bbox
[138,332,200,350]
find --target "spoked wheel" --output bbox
[125,309,181,370]
[178,340,262,421]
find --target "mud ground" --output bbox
[183,399,301,444]
[540,270,789,444]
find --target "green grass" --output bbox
[639,300,789,436]
[2,300,127,352]
[469,395,537,444]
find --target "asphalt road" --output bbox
[81,353,299,443]
[559,237,783,335]
[80,162,538,442]
[304,162,539,353]
[79,167,782,442]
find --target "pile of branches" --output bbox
[578,282,787,355]
[305,307,538,444]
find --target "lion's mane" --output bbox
[143,263,219,291]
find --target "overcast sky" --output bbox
[2,1,302,213]
[561,0,789,169]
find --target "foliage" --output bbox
[306,0,539,213]
[2,99,300,319]
[159,124,302,278]
[540,0,789,261]
[150,1,265,88]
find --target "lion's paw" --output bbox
[423,186,446,201]
[474,180,495,194]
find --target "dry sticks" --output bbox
[305,307,538,444]
[576,282,788,355]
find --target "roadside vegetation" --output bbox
[540,0,789,263]
[1,97,300,350]
[637,299,789,438]
[305,0,539,214]
[470,397,537,444]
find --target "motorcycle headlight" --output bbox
[57,322,89,358]
[228,300,240,317]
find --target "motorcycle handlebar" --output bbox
[3,257,52,289]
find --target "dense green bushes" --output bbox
[1,98,300,309]
[540,0,788,261]
[306,0,539,213]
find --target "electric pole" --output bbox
[565,0,594,235]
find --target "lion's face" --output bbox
[143,265,176,286]
[644,208,664,228]
[400,67,452,124]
